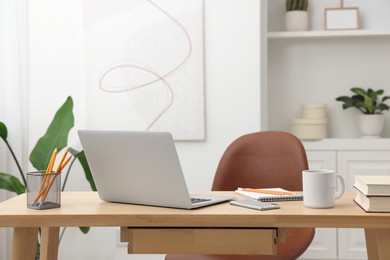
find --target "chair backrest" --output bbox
[166,131,314,260]
[212,131,308,192]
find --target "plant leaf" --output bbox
[29,97,74,170]
[377,103,390,111]
[335,96,351,102]
[382,96,390,102]
[77,151,96,191]
[0,172,25,194]
[79,227,90,234]
[68,148,96,191]
[0,122,8,141]
[351,87,367,97]
[374,89,384,97]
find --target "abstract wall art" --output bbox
[83,0,205,140]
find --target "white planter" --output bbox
[285,11,309,31]
[358,114,385,138]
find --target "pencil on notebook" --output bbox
[239,188,294,195]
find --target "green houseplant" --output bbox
[335,87,390,138]
[286,0,308,11]
[285,0,309,31]
[0,96,96,258]
[335,87,390,114]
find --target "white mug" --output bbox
[302,169,345,208]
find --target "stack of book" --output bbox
[353,175,390,212]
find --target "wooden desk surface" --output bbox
[0,192,389,229]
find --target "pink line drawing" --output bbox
[98,0,193,131]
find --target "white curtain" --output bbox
[0,0,29,195]
[0,0,28,258]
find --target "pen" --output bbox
[238,188,294,195]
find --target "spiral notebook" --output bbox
[235,188,303,202]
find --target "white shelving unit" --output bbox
[261,1,390,259]
[268,29,390,39]
[262,0,390,139]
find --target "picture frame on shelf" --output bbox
[325,7,359,31]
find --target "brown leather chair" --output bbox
[166,131,315,260]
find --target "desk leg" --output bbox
[40,227,60,260]
[11,227,39,260]
[365,228,390,260]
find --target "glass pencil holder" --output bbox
[27,170,61,210]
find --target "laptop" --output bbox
[78,130,233,209]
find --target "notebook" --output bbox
[78,130,233,209]
[235,188,303,202]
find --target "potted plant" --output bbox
[335,87,390,138]
[0,96,96,259]
[285,0,309,31]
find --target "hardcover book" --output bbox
[353,175,390,196]
[354,188,390,213]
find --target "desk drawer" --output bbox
[121,227,279,255]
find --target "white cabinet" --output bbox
[298,139,390,260]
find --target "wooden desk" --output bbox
[0,192,390,260]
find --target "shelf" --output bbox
[302,138,390,151]
[268,29,390,39]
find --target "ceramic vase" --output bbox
[285,11,309,31]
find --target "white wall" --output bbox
[24,0,261,259]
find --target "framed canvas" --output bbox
[83,0,205,140]
[325,8,359,30]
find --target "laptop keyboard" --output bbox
[191,198,211,204]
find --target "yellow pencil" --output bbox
[55,149,68,172]
[34,148,58,203]
[40,172,60,203]
[58,156,72,172]
[40,155,72,203]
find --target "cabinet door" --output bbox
[299,151,337,260]
[337,151,390,260]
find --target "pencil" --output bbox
[55,149,68,172]
[239,188,294,195]
[58,155,72,172]
[40,172,60,203]
[34,148,58,203]
[46,148,57,173]
[40,155,72,203]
